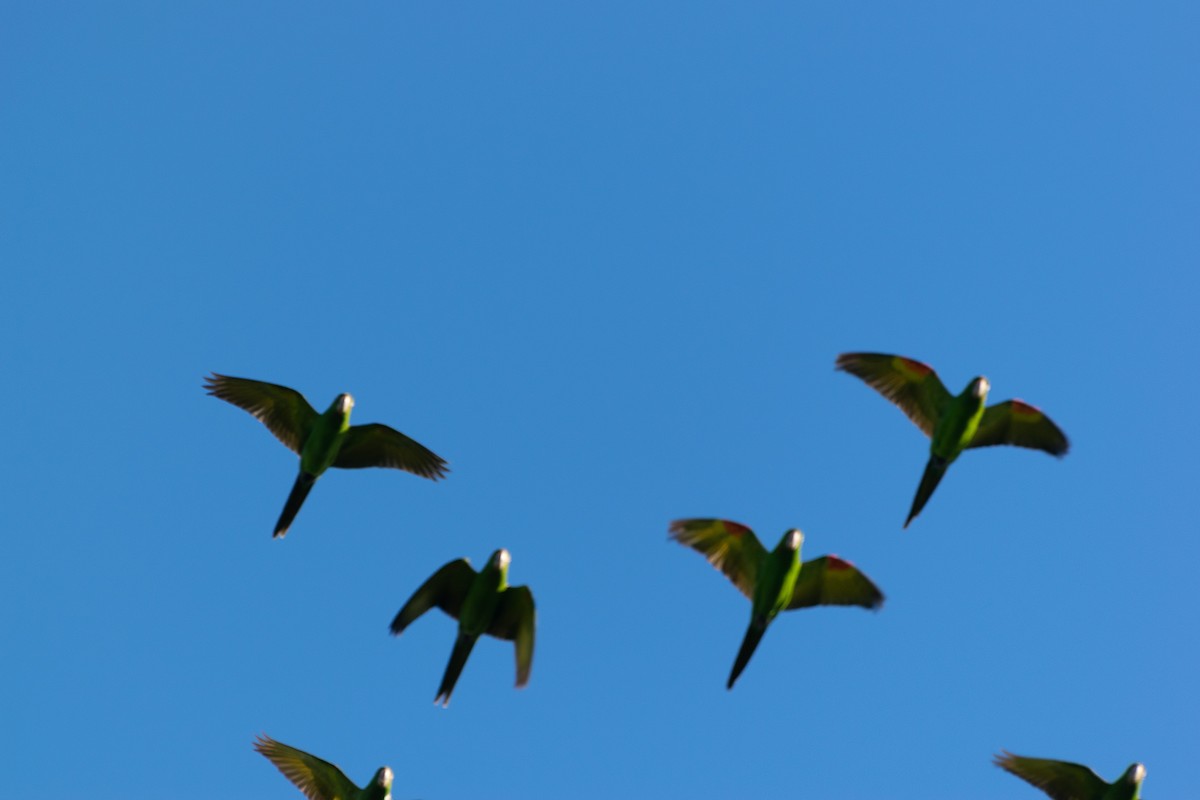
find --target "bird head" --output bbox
[968,376,990,400]
[779,529,803,552]
[489,549,512,570]
[1122,763,1146,785]
[370,766,394,797]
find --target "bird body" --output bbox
[930,377,988,462]
[254,734,393,800]
[391,549,536,707]
[668,519,883,688]
[459,553,507,637]
[299,394,354,476]
[909,375,988,526]
[994,751,1145,800]
[835,353,1068,528]
[753,530,803,621]
[275,393,354,537]
[204,374,447,537]
[433,553,507,704]
[731,528,803,688]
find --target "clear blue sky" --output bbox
[2,3,1196,798]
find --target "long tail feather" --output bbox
[274,472,317,538]
[905,456,948,529]
[435,633,478,707]
[728,618,767,689]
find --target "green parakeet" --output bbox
[835,353,1069,528]
[205,374,448,537]
[254,734,393,800]
[995,751,1145,800]
[669,518,883,688]
[390,549,536,707]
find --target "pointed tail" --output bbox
[728,618,768,690]
[274,472,317,538]
[435,633,478,707]
[905,456,948,529]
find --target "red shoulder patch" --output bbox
[825,555,853,570]
[724,521,751,537]
[897,356,933,377]
[1009,399,1042,418]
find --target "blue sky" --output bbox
[2,3,1196,798]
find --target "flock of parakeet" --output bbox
[205,354,1146,800]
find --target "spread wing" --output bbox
[668,519,766,600]
[332,423,449,479]
[968,400,1069,456]
[994,751,1109,800]
[787,556,885,610]
[488,585,536,688]
[390,559,476,634]
[835,353,952,437]
[204,373,318,454]
[254,734,360,800]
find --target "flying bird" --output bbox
[994,751,1146,800]
[669,518,883,689]
[204,373,447,537]
[254,734,393,800]
[391,549,535,707]
[835,353,1068,528]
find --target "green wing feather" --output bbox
[254,734,361,800]
[390,559,476,634]
[488,585,536,687]
[204,374,319,454]
[668,518,766,599]
[835,353,952,437]
[787,556,885,610]
[332,423,449,479]
[968,400,1069,456]
[994,752,1110,800]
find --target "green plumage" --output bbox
[390,549,536,707]
[669,519,883,688]
[995,751,1145,800]
[204,373,448,537]
[254,734,393,800]
[835,353,1069,528]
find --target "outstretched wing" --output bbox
[489,585,536,688]
[390,559,476,634]
[835,353,952,437]
[333,423,449,479]
[668,519,766,600]
[787,556,885,610]
[994,751,1109,800]
[968,400,1069,456]
[204,373,318,454]
[254,734,360,800]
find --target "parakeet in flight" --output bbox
[254,734,393,800]
[669,518,883,689]
[835,353,1068,528]
[994,751,1145,800]
[390,549,536,707]
[204,373,448,537]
